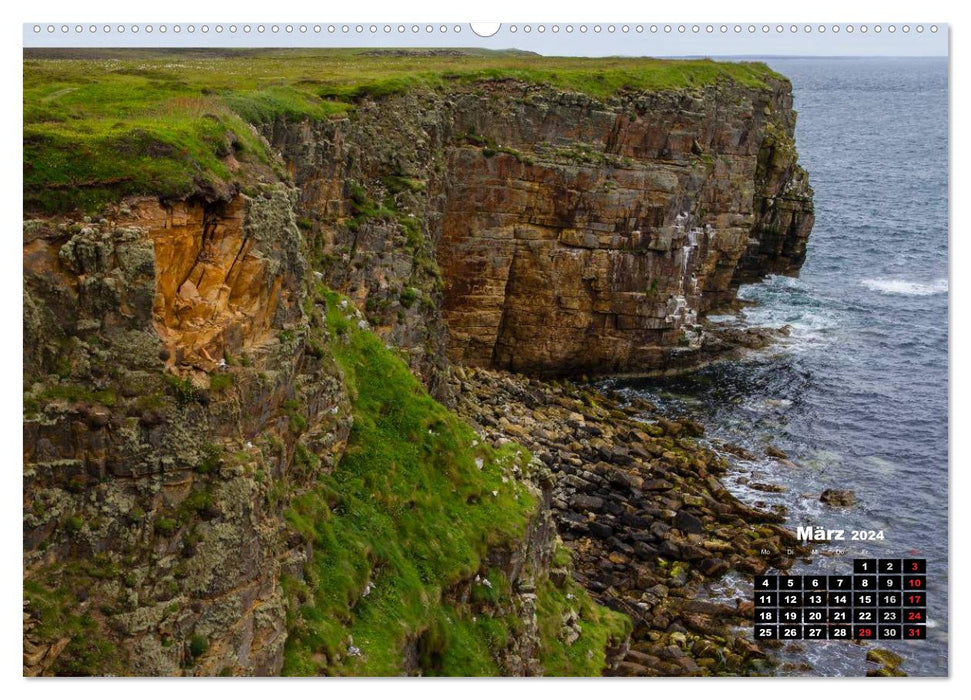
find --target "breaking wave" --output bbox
[860,277,948,296]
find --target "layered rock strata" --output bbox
[267,79,813,379]
[22,191,621,676]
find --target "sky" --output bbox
[22,22,949,57]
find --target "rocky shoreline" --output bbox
[451,366,810,676]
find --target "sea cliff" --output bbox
[23,49,812,676]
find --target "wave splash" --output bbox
[859,277,948,296]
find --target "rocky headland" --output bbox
[23,50,813,676]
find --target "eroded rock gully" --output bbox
[23,76,813,676]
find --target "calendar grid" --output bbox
[753,559,927,641]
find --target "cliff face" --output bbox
[268,78,812,379]
[23,66,812,677]
[24,188,351,675]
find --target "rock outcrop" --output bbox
[24,187,351,675]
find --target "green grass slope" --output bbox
[280,288,628,675]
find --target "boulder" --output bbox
[820,489,857,507]
[674,510,704,535]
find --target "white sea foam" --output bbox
[860,277,948,296]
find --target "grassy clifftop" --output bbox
[24,48,783,214]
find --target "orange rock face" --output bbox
[25,190,305,375]
[22,75,815,675]
[135,197,286,369]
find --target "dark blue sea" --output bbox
[605,57,948,676]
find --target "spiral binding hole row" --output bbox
[31,24,939,36]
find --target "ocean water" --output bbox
[605,57,948,676]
